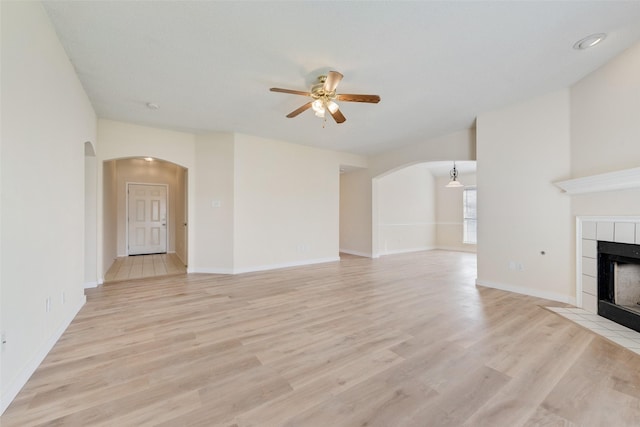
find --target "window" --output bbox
[463,186,477,244]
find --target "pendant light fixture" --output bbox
[446,161,464,188]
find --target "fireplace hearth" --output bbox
[598,240,640,333]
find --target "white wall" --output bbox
[436,173,477,252]
[377,164,437,255]
[174,166,188,266]
[97,119,196,279]
[84,144,98,287]
[102,160,118,275]
[476,90,573,303]
[98,124,368,274]
[570,41,640,217]
[1,1,96,413]
[233,134,341,272]
[339,169,372,257]
[192,133,235,273]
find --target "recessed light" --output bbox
[573,33,607,50]
[146,102,160,110]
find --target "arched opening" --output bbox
[102,157,188,282]
[372,160,477,258]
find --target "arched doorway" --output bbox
[371,160,477,258]
[102,157,188,282]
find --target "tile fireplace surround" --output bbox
[558,217,640,355]
[577,216,640,313]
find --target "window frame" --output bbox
[463,186,477,245]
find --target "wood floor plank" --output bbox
[3,251,640,426]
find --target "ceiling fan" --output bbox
[270,71,380,124]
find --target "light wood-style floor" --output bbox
[3,251,640,426]
[104,253,186,282]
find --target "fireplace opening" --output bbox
[598,241,640,333]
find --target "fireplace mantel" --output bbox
[554,167,640,195]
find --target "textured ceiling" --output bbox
[43,1,640,156]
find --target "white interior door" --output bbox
[128,183,167,255]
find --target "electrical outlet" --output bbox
[509,261,524,271]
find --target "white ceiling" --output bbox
[43,1,640,156]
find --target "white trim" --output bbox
[232,257,340,274]
[476,279,576,305]
[84,281,99,289]
[379,246,435,256]
[191,267,234,275]
[576,215,640,223]
[435,245,477,253]
[554,167,640,195]
[339,249,372,258]
[379,222,436,226]
[125,182,169,256]
[1,296,86,415]
[576,216,583,308]
[192,257,341,275]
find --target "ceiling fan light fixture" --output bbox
[327,101,339,114]
[312,99,324,113]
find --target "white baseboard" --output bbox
[191,267,234,274]
[84,280,99,289]
[435,245,477,254]
[476,279,576,305]
[192,257,341,275]
[1,295,86,415]
[339,249,372,258]
[233,257,340,274]
[379,246,435,256]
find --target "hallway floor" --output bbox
[104,253,186,282]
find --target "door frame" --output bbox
[125,182,169,256]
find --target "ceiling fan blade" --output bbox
[335,94,381,103]
[329,107,346,124]
[286,102,313,118]
[270,88,311,97]
[323,71,343,92]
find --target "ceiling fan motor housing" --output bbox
[311,75,336,101]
